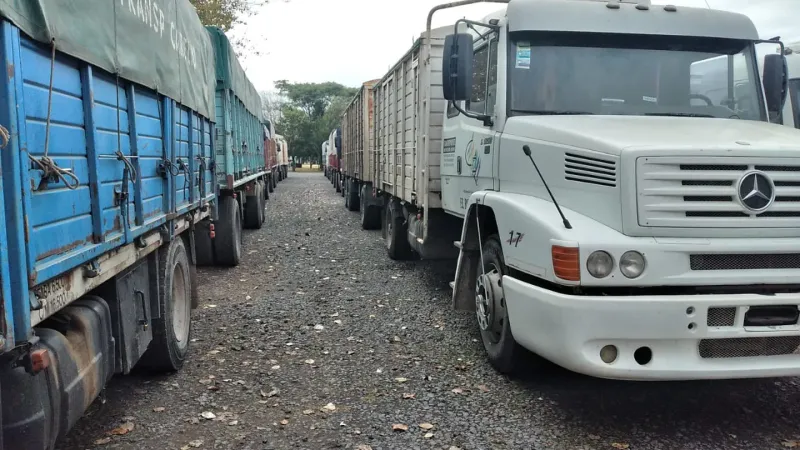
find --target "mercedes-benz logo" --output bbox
[737,171,775,213]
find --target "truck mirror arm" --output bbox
[449,100,493,127]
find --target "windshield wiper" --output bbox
[513,109,594,115]
[644,112,716,118]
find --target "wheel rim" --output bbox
[386,209,393,249]
[476,264,504,343]
[171,262,190,344]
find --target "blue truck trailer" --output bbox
[0,1,267,448]
[202,27,270,268]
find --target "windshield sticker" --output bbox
[643,96,658,103]
[516,42,531,69]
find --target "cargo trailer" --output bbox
[207,26,269,258]
[341,79,383,228]
[264,120,279,193]
[327,128,342,192]
[322,140,330,178]
[347,0,800,380]
[275,133,290,180]
[0,0,253,447]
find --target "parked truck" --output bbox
[275,134,290,181]
[264,120,279,193]
[328,128,342,192]
[0,1,267,447]
[206,26,269,265]
[322,141,330,178]
[356,0,800,380]
[340,80,383,227]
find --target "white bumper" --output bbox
[503,276,800,380]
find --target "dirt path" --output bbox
[58,172,800,450]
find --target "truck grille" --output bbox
[699,337,800,358]
[636,157,800,228]
[690,254,800,271]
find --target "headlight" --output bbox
[620,251,646,278]
[586,251,614,278]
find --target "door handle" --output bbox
[457,156,462,175]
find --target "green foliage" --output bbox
[273,81,358,163]
[189,0,264,32]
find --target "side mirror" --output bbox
[442,33,474,101]
[763,53,788,115]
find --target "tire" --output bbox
[214,196,242,267]
[244,183,263,230]
[344,178,350,209]
[194,220,215,266]
[335,173,341,193]
[360,186,381,230]
[138,237,192,371]
[475,235,527,375]
[385,203,413,260]
[269,174,275,193]
[258,181,267,225]
[347,179,359,212]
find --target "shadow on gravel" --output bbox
[512,361,798,444]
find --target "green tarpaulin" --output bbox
[206,26,262,120]
[0,0,216,119]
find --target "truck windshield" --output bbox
[508,33,765,121]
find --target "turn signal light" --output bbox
[552,246,580,281]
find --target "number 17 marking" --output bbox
[507,230,524,247]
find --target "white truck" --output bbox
[365,0,800,380]
[274,134,290,181]
[783,42,799,128]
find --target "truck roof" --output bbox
[506,0,759,41]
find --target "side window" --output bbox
[486,39,499,116]
[467,44,489,114]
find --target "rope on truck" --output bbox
[28,39,80,190]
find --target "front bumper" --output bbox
[503,276,800,380]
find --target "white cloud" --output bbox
[235,0,800,92]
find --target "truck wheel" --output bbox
[244,183,263,230]
[214,196,242,267]
[194,220,215,266]
[340,176,345,197]
[335,173,342,193]
[385,203,413,260]
[139,237,192,371]
[269,175,275,193]
[476,235,526,374]
[347,179,360,212]
[360,187,381,230]
[257,181,267,225]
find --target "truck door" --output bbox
[441,32,499,217]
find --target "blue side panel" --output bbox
[0,26,218,340]
[0,23,26,346]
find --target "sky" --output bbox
[234,0,800,93]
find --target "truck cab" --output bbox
[441,0,800,380]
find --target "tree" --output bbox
[189,0,276,57]
[189,0,263,32]
[274,81,358,164]
[260,90,285,127]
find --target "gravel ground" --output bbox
[58,171,800,450]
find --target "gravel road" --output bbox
[58,171,800,450]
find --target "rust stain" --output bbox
[62,313,100,408]
[6,61,13,80]
[37,238,88,261]
[226,174,234,189]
